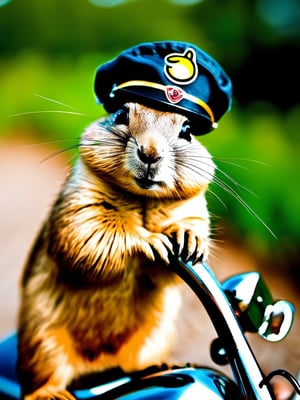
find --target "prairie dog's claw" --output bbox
[145,233,174,264]
[164,225,208,264]
[24,389,76,400]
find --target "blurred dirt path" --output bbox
[0,134,68,336]
[0,133,299,393]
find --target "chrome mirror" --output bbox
[222,272,295,342]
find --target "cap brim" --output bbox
[104,87,214,135]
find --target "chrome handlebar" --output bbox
[170,258,298,399]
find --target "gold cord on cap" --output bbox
[113,80,215,124]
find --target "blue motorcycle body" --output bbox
[0,332,242,400]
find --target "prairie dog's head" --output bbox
[80,103,215,199]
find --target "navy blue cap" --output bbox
[94,41,232,135]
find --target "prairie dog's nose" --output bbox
[137,145,162,164]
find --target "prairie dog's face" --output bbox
[81,103,215,198]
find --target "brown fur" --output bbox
[17,103,215,399]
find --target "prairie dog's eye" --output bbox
[113,105,129,126]
[179,121,192,142]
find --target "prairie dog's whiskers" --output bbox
[214,156,271,168]
[208,188,228,211]
[40,143,80,164]
[210,159,277,239]
[8,110,85,117]
[34,94,82,111]
[214,165,259,199]
[21,139,81,149]
[8,93,86,118]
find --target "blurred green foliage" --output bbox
[0,0,299,271]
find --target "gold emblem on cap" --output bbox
[164,48,198,85]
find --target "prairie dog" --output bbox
[18,40,232,399]
[17,102,215,399]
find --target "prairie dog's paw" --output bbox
[143,232,174,264]
[25,389,76,400]
[164,224,209,264]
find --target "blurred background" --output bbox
[0,0,299,379]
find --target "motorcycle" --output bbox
[0,257,299,399]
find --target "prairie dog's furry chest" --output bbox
[47,158,209,281]
[21,163,190,369]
